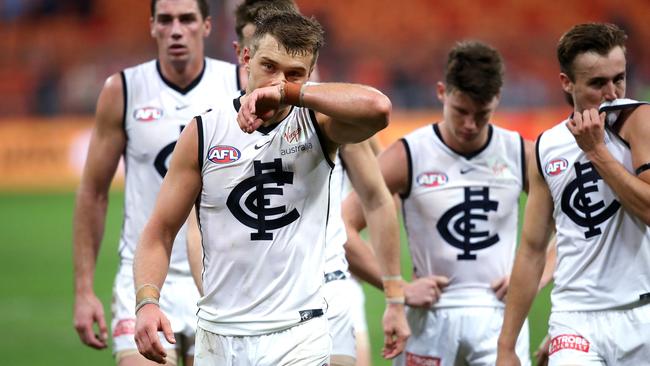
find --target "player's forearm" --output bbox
[364,199,401,278]
[303,83,391,138]
[133,224,174,292]
[342,192,384,289]
[73,186,109,294]
[186,212,204,295]
[499,241,547,349]
[587,145,650,224]
[345,231,383,289]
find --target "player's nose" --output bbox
[602,81,618,101]
[171,19,183,39]
[464,116,478,130]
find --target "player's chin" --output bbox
[167,51,190,62]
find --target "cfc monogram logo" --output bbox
[227,159,300,240]
[561,161,620,238]
[437,187,500,260]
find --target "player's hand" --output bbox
[566,108,606,154]
[491,275,510,301]
[534,335,551,366]
[73,291,108,349]
[237,83,283,133]
[134,304,175,364]
[404,276,449,308]
[496,347,521,366]
[381,303,410,359]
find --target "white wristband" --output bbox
[135,298,160,314]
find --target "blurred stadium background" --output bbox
[1,0,649,365]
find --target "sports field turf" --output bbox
[0,191,551,365]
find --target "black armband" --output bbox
[635,163,650,175]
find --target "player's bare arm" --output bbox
[133,119,202,364]
[186,206,203,295]
[237,81,391,159]
[568,106,650,224]
[73,73,126,350]
[310,83,391,152]
[342,142,400,285]
[497,148,555,366]
[340,141,410,359]
[341,197,383,289]
[341,136,388,290]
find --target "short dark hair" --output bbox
[249,12,325,68]
[557,23,627,81]
[235,0,298,43]
[445,41,504,104]
[150,0,209,20]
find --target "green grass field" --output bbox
[0,191,551,365]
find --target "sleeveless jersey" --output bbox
[538,98,650,312]
[324,152,350,274]
[196,99,333,335]
[120,58,239,274]
[401,123,525,308]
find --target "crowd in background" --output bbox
[2,0,650,117]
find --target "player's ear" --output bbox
[149,17,156,38]
[203,15,212,38]
[559,73,573,95]
[243,47,252,71]
[436,82,446,103]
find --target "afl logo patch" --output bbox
[208,145,241,164]
[416,172,448,187]
[545,158,568,176]
[134,107,163,122]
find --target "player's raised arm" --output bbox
[73,73,125,350]
[497,143,554,366]
[306,83,391,147]
[568,105,650,225]
[238,80,391,154]
[133,118,202,364]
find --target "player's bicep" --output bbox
[81,74,126,192]
[318,112,380,148]
[520,150,554,252]
[150,119,202,236]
